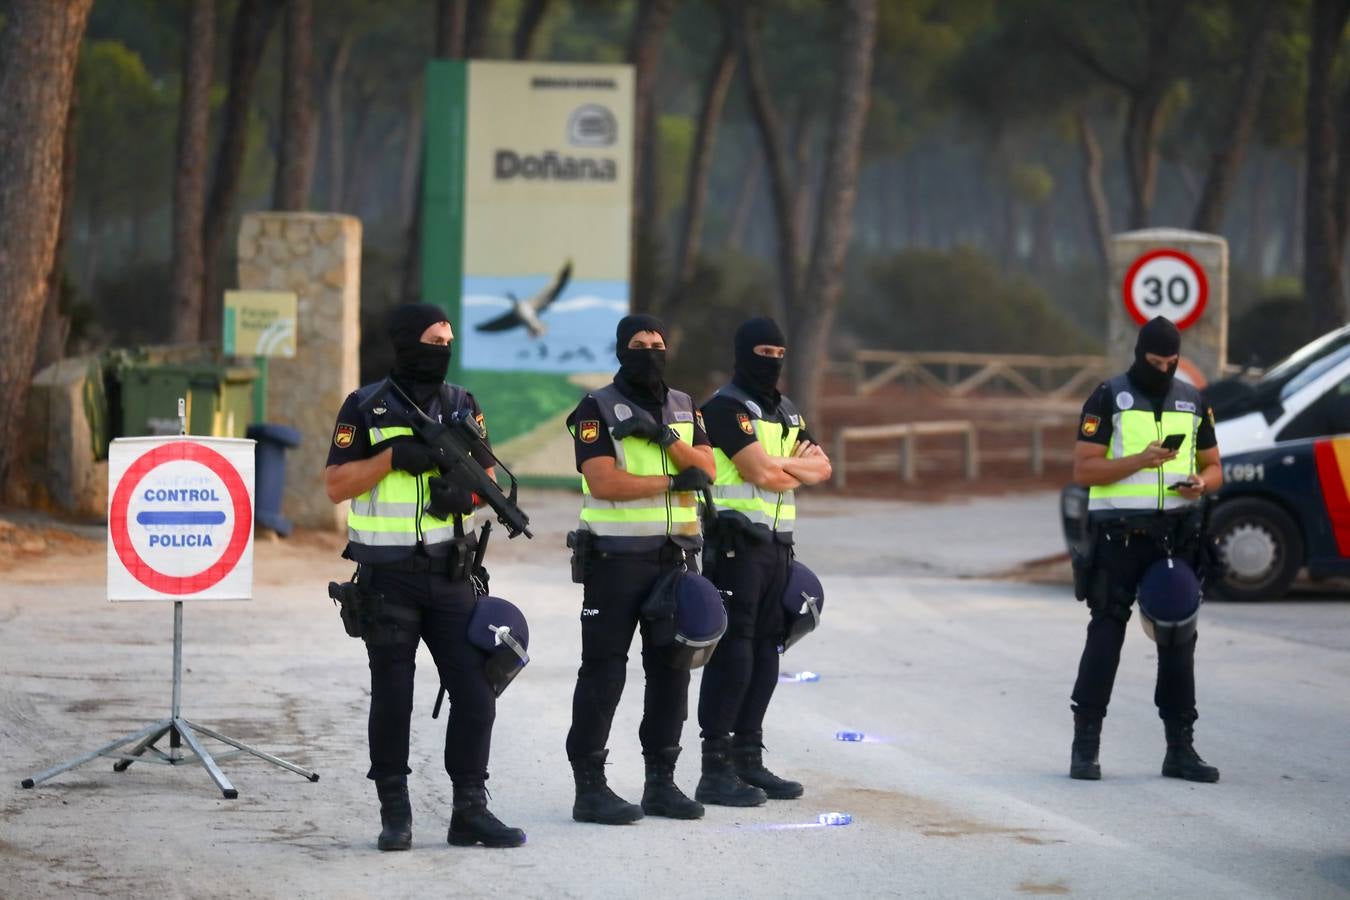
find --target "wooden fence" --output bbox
[831,417,1077,487]
[851,350,1110,401]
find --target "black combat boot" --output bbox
[447,780,526,848]
[695,737,767,807]
[1069,712,1101,777]
[374,776,412,851]
[732,735,804,800]
[570,749,644,825]
[1161,718,1220,783]
[640,747,704,819]
[1070,712,1102,781]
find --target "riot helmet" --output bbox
[466,596,530,696]
[1137,557,1201,647]
[642,567,727,669]
[780,560,824,651]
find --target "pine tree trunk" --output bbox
[661,32,736,320]
[791,0,878,420]
[1192,2,1275,235]
[1076,111,1112,276]
[512,0,552,59]
[733,0,802,325]
[0,0,93,489]
[170,0,216,343]
[273,0,316,210]
[627,0,680,303]
[200,0,283,344]
[1304,0,1350,332]
[36,85,81,373]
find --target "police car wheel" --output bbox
[1207,498,1303,603]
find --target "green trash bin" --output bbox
[117,362,258,438]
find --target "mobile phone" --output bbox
[1168,479,1194,491]
[1160,433,1186,451]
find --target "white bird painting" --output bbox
[474,259,573,339]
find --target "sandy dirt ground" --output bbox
[2,490,1348,899]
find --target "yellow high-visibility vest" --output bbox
[1088,374,1205,514]
[574,384,699,539]
[707,384,801,534]
[346,383,476,561]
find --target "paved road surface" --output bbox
[2,491,1347,898]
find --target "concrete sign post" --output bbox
[1109,229,1228,386]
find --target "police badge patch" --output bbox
[737,413,754,435]
[334,424,355,448]
[1081,415,1100,437]
[579,420,600,443]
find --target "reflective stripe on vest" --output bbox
[346,425,475,549]
[1088,375,1202,513]
[708,386,798,533]
[577,385,700,539]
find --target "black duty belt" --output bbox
[595,544,697,566]
[375,544,475,579]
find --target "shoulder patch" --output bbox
[1081,415,1100,437]
[737,413,755,435]
[695,410,705,431]
[579,420,600,444]
[334,424,356,448]
[475,412,487,438]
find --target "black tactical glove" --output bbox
[389,439,441,475]
[669,467,712,492]
[612,416,679,447]
[425,475,477,518]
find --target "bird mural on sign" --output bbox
[474,260,573,339]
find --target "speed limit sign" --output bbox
[1122,248,1208,329]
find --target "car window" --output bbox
[1279,344,1350,402]
[1277,372,1350,442]
[1264,324,1350,385]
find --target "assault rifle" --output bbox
[358,377,533,539]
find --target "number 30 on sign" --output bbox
[1122,248,1209,330]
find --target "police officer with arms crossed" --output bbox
[696,316,832,806]
[324,304,525,850]
[1069,315,1222,783]
[564,314,716,825]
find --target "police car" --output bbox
[1062,324,1350,601]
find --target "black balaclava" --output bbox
[733,316,787,406]
[1127,315,1181,398]
[388,303,451,406]
[614,313,668,410]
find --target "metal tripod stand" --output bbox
[21,601,318,799]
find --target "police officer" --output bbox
[1069,315,1222,783]
[696,316,832,805]
[564,314,716,825]
[324,303,525,850]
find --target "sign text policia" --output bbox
[107,437,255,601]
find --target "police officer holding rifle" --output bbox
[325,304,528,850]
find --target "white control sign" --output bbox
[1122,248,1208,330]
[107,436,255,601]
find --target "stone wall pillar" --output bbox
[237,213,361,532]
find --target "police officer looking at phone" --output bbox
[564,314,716,825]
[324,304,525,850]
[696,317,832,806]
[1069,315,1222,783]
